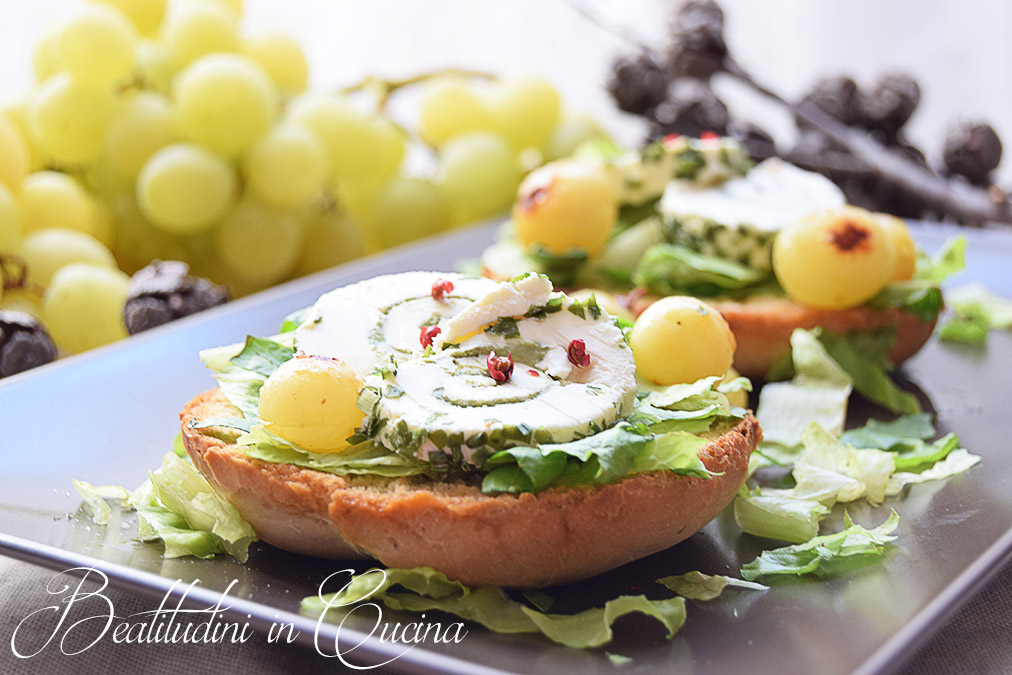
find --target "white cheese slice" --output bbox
[660,158,845,233]
[437,273,555,346]
[372,280,637,463]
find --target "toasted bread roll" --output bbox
[181,388,760,588]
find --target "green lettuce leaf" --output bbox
[279,306,313,333]
[527,246,589,288]
[885,448,981,497]
[763,423,895,506]
[301,567,686,649]
[917,234,967,284]
[632,431,710,477]
[734,492,829,543]
[816,328,921,415]
[74,451,258,561]
[72,480,130,526]
[482,377,737,494]
[229,335,296,377]
[633,243,767,297]
[946,283,1012,328]
[656,570,768,600]
[741,510,899,581]
[482,422,651,494]
[839,413,935,450]
[239,424,432,478]
[756,329,852,449]
[869,282,944,322]
[868,235,965,321]
[147,452,257,561]
[938,316,990,343]
[840,415,961,471]
[939,283,1012,343]
[129,479,230,559]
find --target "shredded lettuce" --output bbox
[633,243,767,297]
[939,283,1012,343]
[886,448,981,497]
[918,235,967,284]
[841,415,962,471]
[741,511,900,581]
[766,423,895,506]
[301,567,686,649]
[734,492,829,543]
[656,571,768,600]
[238,424,432,478]
[279,306,313,333]
[72,481,130,526]
[840,413,934,449]
[74,452,257,561]
[756,329,852,449]
[816,328,921,415]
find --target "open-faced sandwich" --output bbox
[179,271,760,587]
[481,135,963,381]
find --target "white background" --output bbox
[0,0,1009,181]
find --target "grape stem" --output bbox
[339,69,496,110]
[721,58,1012,226]
[0,254,44,296]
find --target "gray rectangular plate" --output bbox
[2,222,1011,675]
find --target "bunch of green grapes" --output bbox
[0,0,606,363]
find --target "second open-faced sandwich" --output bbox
[481,135,963,381]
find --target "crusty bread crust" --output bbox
[181,388,760,588]
[627,293,936,379]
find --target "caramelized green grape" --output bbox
[258,356,365,452]
[512,160,617,257]
[629,296,736,386]
[773,206,893,310]
[874,213,916,282]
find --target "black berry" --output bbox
[0,310,57,378]
[860,74,920,144]
[607,51,671,116]
[942,122,1002,186]
[123,260,229,335]
[667,0,727,80]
